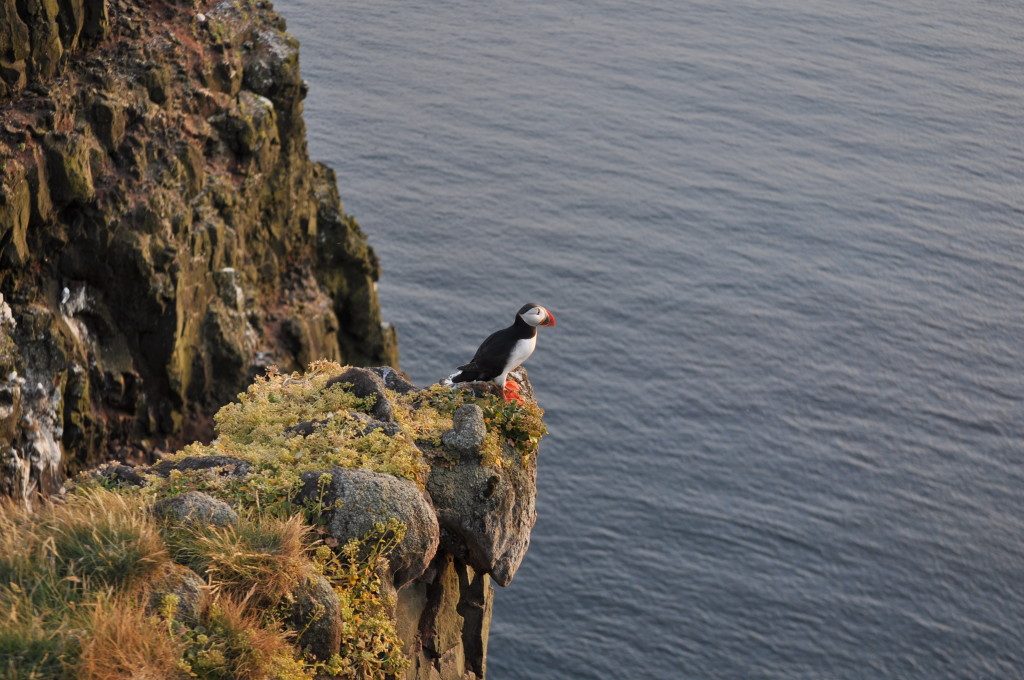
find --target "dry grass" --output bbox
[184,597,312,680]
[75,595,183,680]
[166,513,310,604]
[0,489,170,679]
[0,488,168,589]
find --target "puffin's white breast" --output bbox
[499,335,537,380]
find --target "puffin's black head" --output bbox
[517,303,556,327]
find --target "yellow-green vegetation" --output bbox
[311,519,408,679]
[202,361,426,477]
[0,487,406,680]
[392,382,548,468]
[152,360,430,519]
[148,361,544,518]
[0,326,16,375]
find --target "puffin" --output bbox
[450,303,557,401]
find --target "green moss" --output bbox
[310,519,410,680]
[391,382,548,468]
[152,360,430,518]
[0,326,17,374]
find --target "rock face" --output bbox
[0,1,544,676]
[0,0,398,503]
[303,371,541,679]
[396,554,495,680]
[428,432,538,587]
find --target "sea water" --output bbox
[275,1,1024,677]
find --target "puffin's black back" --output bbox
[452,306,538,382]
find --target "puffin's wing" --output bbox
[454,329,514,382]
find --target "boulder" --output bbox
[147,562,207,626]
[153,490,239,528]
[368,366,417,394]
[427,374,539,587]
[288,571,343,661]
[441,404,486,455]
[298,467,439,588]
[91,463,146,487]
[326,366,394,422]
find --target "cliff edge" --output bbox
[1,362,545,680]
[0,0,398,504]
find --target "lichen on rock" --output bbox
[0,0,399,505]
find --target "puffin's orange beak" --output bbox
[541,309,556,327]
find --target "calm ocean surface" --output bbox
[275,1,1024,677]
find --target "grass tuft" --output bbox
[182,597,311,680]
[165,513,310,604]
[0,489,169,679]
[75,594,183,680]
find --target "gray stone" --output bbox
[427,448,537,587]
[147,563,207,626]
[441,404,485,455]
[241,28,300,111]
[153,490,238,528]
[348,409,401,437]
[326,366,394,422]
[298,467,439,588]
[283,418,328,438]
[368,365,417,394]
[153,455,251,478]
[288,571,342,660]
[91,463,145,487]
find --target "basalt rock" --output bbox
[297,466,440,589]
[152,454,251,479]
[288,571,344,661]
[0,0,398,505]
[428,423,537,587]
[396,554,494,680]
[146,562,207,627]
[152,490,239,528]
[326,366,395,422]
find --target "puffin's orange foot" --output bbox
[503,380,524,403]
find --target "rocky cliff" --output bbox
[0,0,398,504]
[1,363,545,680]
[0,3,545,678]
